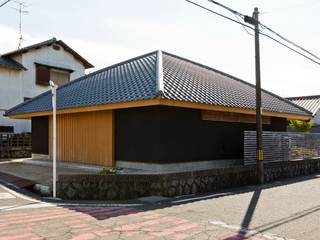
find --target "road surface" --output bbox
[0,175,319,239]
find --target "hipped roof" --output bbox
[5,50,311,119]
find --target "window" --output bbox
[50,69,70,86]
[35,64,72,86]
[36,65,50,86]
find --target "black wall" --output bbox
[115,106,286,163]
[31,116,49,154]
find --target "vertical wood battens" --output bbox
[49,110,114,166]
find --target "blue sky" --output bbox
[0,0,319,97]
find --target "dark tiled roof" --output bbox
[2,38,94,69]
[287,95,320,116]
[6,52,157,115]
[5,51,311,117]
[162,52,311,116]
[0,56,25,70]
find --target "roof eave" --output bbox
[6,99,312,121]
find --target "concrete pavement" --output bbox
[0,175,319,239]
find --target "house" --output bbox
[287,95,320,133]
[5,51,311,170]
[0,38,93,133]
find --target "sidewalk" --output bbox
[1,175,320,239]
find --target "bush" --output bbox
[100,167,118,175]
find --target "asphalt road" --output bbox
[0,175,319,239]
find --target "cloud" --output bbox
[0,24,39,53]
[0,23,319,98]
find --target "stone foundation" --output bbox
[57,159,320,200]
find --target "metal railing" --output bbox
[244,131,320,165]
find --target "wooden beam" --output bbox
[9,99,161,119]
[8,98,311,121]
[202,110,271,124]
[159,99,311,121]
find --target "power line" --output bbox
[207,0,244,17]
[185,0,254,31]
[260,32,320,66]
[234,13,253,36]
[0,0,11,7]
[205,0,320,63]
[259,23,320,61]
[185,0,320,66]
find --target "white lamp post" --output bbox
[49,80,57,198]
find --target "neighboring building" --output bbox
[5,51,311,169]
[287,95,320,133]
[0,38,93,133]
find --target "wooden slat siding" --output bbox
[49,110,114,166]
[243,131,320,165]
[202,110,271,124]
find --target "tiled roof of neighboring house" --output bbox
[5,51,311,117]
[287,95,320,116]
[0,56,26,70]
[2,38,94,69]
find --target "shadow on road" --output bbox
[239,188,262,233]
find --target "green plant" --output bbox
[100,167,118,175]
[289,120,312,132]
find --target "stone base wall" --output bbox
[57,159,320,200]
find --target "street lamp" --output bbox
[49,80,57,198]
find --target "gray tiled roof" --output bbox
[5,51,311,117]
[0,56,25,70]
[162,52,310,116]
[287,95,320,116]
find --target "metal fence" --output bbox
[244,131,320,165]
[0,133,31,158]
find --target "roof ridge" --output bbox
[156,50,164,98]
[162,51,312,116]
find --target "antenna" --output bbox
[11,1,28,49]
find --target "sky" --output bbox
[0,0,319,97]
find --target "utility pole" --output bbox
[253,7,264,184]
[244,8,264,184]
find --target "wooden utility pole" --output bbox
[253,7,264,184]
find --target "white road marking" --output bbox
[210,220,296,240]
[172,192,231,203]
[0,184,39,202]
[0,192,16,199]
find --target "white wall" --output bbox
[0,44,86,133]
